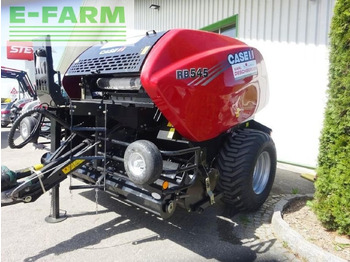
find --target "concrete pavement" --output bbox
[1,127,315,261]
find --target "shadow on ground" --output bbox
[1,129,19,149]
[23,189,283,262]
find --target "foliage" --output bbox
[291,188,299,195]
[314,0,350,236]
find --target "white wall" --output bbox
[135,0,335,46]
[238,0,334,45]
[244,40,329,166]
[231,0,334,167]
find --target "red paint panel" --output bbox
[141,29,267,142]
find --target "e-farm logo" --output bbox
[9,6,126,43]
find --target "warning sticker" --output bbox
[231,60,257,80]
[62,159,85,175]
[10,88,18,95]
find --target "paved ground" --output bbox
[1,127,315,262]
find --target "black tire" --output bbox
[217,128,277,211]
[124,140,163,185]
[1,123,8,128]
[20,116,38,140]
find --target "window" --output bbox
[201,15,238,38]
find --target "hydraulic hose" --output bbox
[8,107,90,149]
[7,108,70,149]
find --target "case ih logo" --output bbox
[6,41,34,61]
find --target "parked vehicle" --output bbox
[1,67,37,128]
[1,98,33,128]
[1,67,36,99]
[11,98,32,123]
[1,101,14,127]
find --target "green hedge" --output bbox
[314,0,350,236]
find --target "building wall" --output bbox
[238,0,334,45]
[134,0,336,167]
[135,0,334,45]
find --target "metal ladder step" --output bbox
[69,102,108,204]
[71,156,106,161]
[69,185,104,190]
[71,127,106,132]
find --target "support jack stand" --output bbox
[45,185,67,223]
[45,118,67,223]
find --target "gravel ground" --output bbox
[284,199,350,261]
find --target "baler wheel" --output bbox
[217,128,276,211]
[124,140,163,185]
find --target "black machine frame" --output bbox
[2,36,223,220]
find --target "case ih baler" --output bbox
[2,29,276,218]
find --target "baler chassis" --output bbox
[3,99,222,219]
[2,30,277,220]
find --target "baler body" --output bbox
[64,29,269,142]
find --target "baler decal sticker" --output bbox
[99,46,126,55]
[176,68,209,80]
[184,49,257,86]
[231,60,257,80]
[228,50,258,80]
[187,61,228,86]
[140,46,150,55]
[201,62,231,86]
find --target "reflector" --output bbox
[162,181,169,190]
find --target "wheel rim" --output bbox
[252,151,271,194]
[21,123,29,139]
[127,152,146,177]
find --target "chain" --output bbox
[95,103,107,214]
[69,175,73,199]
[95,187,99,214]
[103,103,107,191]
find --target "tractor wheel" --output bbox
[20,116,38,140]
[217,128,276,211]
